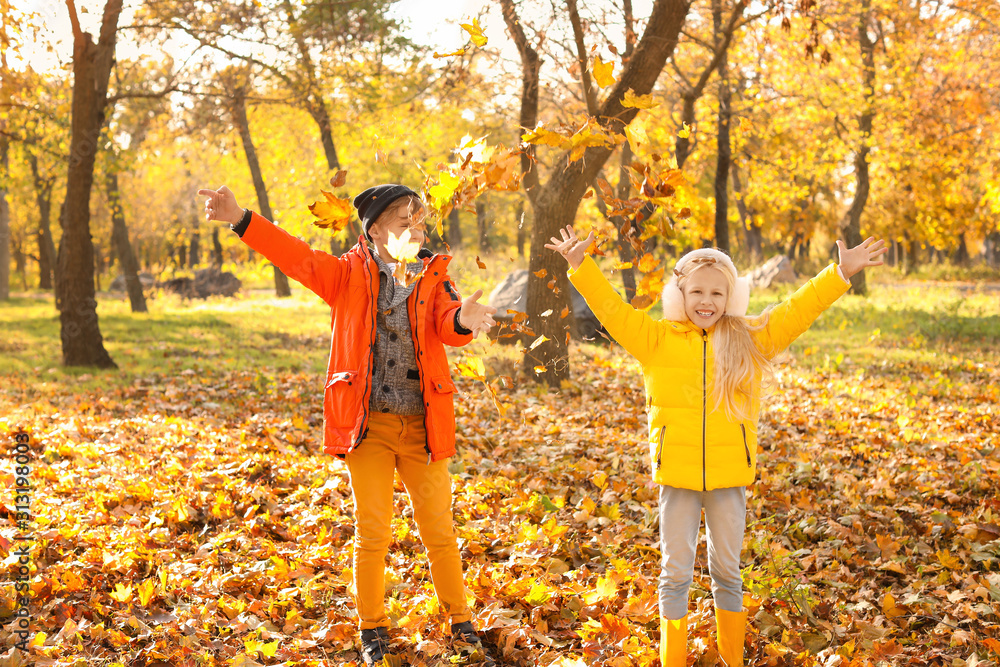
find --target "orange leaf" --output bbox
[329,169,347,188]
[476,256,487,270]
[309,190,354,231]
[534,268,547,278]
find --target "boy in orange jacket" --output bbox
[198,183,497,665]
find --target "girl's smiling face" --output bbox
[682,267,729,328]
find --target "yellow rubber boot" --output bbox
[659,615,687,667]
[715,607,747,667]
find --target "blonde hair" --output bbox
[677,263,773,423]
[372,195,425,232]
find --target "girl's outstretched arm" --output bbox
[756,237,888,356]
[837,237,888,278]
[548,226,661,363]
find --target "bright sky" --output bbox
[15,0,508,72]
[15,0,653,73]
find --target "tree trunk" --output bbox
[177,243,187,269]
[502,0,691,384]
[446,208,462,249]
[730,162,761,263]
[515,203,526,257]
[190,227,201,267]
[952,235,969,266]
[839,0,875,296]
[906,238,920,275]
[985,230,1000,268]
[231,86,291,297]
[476,200,489,251]
[107,171,147,312]
[212,226,224,266]
[28,152,57,290]
[56,0,121,368]
[712,0,731,253]
[0,135,10,300]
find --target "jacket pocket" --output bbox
[740,423,751,467]
[430,376,456,393]
[326,370,358,388]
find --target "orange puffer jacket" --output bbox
[240,213,473,461]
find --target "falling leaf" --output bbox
[540,309,553,317]
[528,335,550,351]
[433,48,467,58]
[461,17,488,47]
[522,124,572,149]
[308,190,353,231]
[476,256,487,270]
[533,365,547,374]
[621,88,658,109]
[329,169,348,188]
[678,122,692,139]
[592,55,616,88]
[625,117,648,154]
[631,294,655,310]
[534,268,548,278]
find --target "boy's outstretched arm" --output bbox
[198,185,347,303]
[458,290,497,339]
[757,236,888,356]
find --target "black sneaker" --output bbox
[360,626,392,666]
[451,621,496,665]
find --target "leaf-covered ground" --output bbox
[1,284,998,667]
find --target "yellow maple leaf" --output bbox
[522,124,572,149]
[386,229,420,265]
[592,55,616,88]
[461,17,488,47]
[428,171,462,209]
[677,122,692,139]
[137,579,156,606]
[624,116,648,154]
[568,120,621,162]
[621,88,658,109]
[109,583,133,603]
[582,574,618,605]
[433,48,466,58]
[308,190,353,231]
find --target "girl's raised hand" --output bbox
[544,225,596,271]
[197,186,243,225]
[836,237,888,279]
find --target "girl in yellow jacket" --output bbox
[546,227,886,667]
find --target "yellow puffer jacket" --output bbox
[569,256,850,491]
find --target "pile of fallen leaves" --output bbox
[1,342,998,666]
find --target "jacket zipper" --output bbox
[410,258,434,464]
[741,423,751,467]
[655,426,666,471]
[354,246,377,447]
[702,329,708,492]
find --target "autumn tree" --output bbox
[56,0,123,367]
[500,0,692,384]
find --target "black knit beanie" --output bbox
[353,184,420,241]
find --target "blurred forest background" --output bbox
[1,0,999,376]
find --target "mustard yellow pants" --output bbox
[346,412,471,630]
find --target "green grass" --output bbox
[1,254,997,395]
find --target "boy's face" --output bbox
[682,267,729,329]
[369,197,427,261]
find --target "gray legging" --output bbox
[657,485,747,619]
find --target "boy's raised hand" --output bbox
[459,290,498,338]
[544,225,596,270]
[837,237,888,279]
[197,186,244,225]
